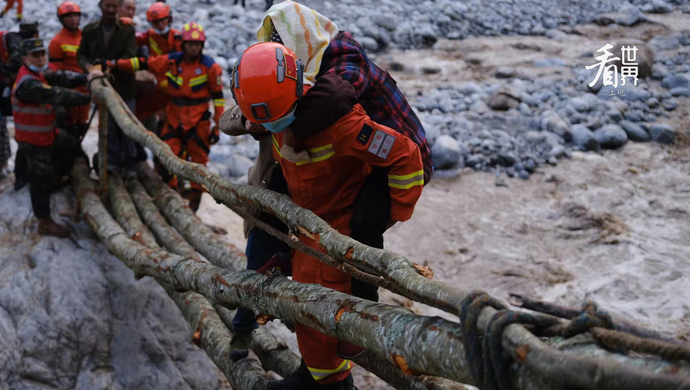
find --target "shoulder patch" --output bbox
[357,123,374,145]
[367,129,396,159]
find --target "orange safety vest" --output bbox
[136,28,181,57]
[12,66,57,146]
[48,27,83,74]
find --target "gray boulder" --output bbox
[541,112,572,141]
[650,0,673,13]
[594,124,628,149]
[620,120,650,142]
[670,87,690,97]
[431,135,462,169]
[648,124,675,144]
[570,94,599,112]
[661,74,690,90]
[571,124,600,151]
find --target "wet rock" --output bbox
[541,112,572,141]
[432,135,462,169]
[661,74,690,90]
[670,87,690,97]
[488,91,520,111]
[648,124,675,144]
[494,66,515,79]
[649,35,680,51]
[518,170,530,180]
[534,58,567,67]
[570,94,599,112]
[662,99,678,111]
[519,102,532,116]
[469,100,489,113]
[650,0,673,13]
[615,6,645,26]
[594,124,628,149]
[650,64,669,80]
[620,120,650,142]
[607,108,623,122]
[371,14,398,31]
[571,124,600,151]
[545,29,567,40]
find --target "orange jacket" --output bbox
[114,53,225,130]
[49,27,83,73]
[136,28,182,57]
[272,103,424,224]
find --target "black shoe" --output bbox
[229,329,253,362]
[13,175,28,191]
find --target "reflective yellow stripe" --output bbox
[272,135,335,165]
[213,99,225,107]
[60,44,78,53]
[272,134,282,157]
[149,36,163,55]
[165,72,183,86]
[308,360,353,381]
[297,144,334,165]
[189,74,208,87]
[388,170,424,190]
[130,57,140,71]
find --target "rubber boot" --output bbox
[185,189,202,213]
[267,361,357,390]
[38,218,70,238]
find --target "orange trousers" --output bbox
[158,120,210,191]
[292,213,353,384]
[2,0,22,16]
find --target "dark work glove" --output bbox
[91,58,107,71]
[209,129,220,145]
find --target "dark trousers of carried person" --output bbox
[156,107,212,212]
[232,166,390,354]
[19,131,83,227]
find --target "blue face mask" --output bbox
[154,26,170,35]
[28,63,48,73]
[263,111,296,133]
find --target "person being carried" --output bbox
[49,1,90,139]
[13,38,101,237]
[106,22,224,211]
[232,42,424,390]
[220,0,433,360]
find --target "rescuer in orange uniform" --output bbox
[134,2,181,128]
[49,1,90,136]
[232,42,424,390]
[108,22,224,211]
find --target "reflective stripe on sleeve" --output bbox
[307,360,353,381]
[213,98,225,107]
[388,170,424,190]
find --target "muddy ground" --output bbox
[195,12,690,389]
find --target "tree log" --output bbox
[73,158,271,389]
[108,173,158,249]
[88,80,690,390]
[134,162,245,272]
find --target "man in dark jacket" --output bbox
[14,38,100,237]
[77,0,140,174]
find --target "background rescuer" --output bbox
[107,22,224,211]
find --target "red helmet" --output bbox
[231,42,304,123]
[146,2,171,22]
[57,1,80,17]
[181,22,206,42]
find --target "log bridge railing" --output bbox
[70,78,690,390]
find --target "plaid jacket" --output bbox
[318,31,433,184]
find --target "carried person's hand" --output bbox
[245,121,265,134]
[87,69,104,82]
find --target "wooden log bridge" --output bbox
[73,78,690,390]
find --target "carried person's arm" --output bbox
[44,69,88,89]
